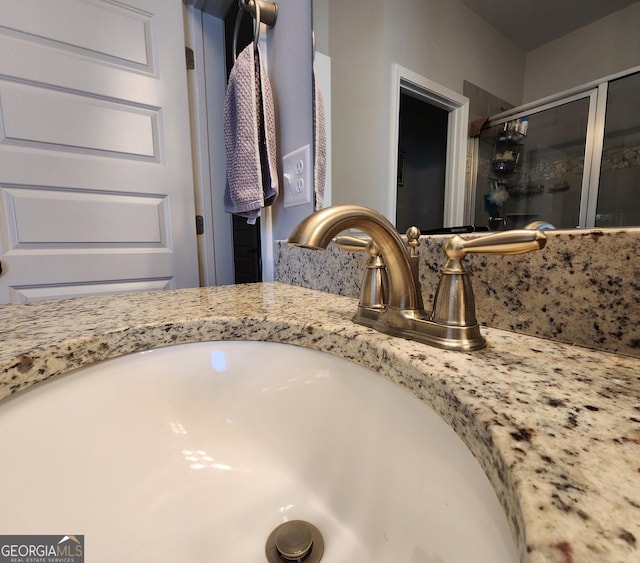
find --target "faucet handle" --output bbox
[431,229,546,336]
[334,235,369,252]
[444,229,547,260]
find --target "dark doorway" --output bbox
[395,92,449,233]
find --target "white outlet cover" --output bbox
[282,144,312,208]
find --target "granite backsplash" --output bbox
[274,228,640,358]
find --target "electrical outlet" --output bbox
[282,144,312,208]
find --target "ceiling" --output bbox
[458,0,639,50]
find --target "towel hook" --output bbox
[232,0,278,63]
[242,0,277,27]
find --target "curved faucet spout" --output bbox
[289,204,547,351]
[288,205,424,311]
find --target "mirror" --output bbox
[312,0,640,229]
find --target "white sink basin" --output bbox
[0,341,517,562]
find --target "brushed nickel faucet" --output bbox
[288,205,547,351]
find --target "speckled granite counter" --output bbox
[275,228,640,359]
[1,282,639,562]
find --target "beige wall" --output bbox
[524,2,640,102]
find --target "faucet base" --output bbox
[354,307,487,352]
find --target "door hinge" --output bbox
[185,46,195,70]
[195,215,204,235]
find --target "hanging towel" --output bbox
[313,70,326,211]
[224,44,278,224]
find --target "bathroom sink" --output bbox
[0,341,517,562]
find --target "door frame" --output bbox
[183,4,236,285]
[388,64,470,228]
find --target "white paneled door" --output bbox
[0,0,199,303]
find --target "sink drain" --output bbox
[265,520,324,562]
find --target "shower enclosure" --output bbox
[473,69,640,230]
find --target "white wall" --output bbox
[524,2,640,102]
[382,0,525,104]
[328,0,388,213]
[323,0,526,218]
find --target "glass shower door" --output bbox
[595,71,640,227]
[474,94,593,230]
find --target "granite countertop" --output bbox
[1,282,639,562]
